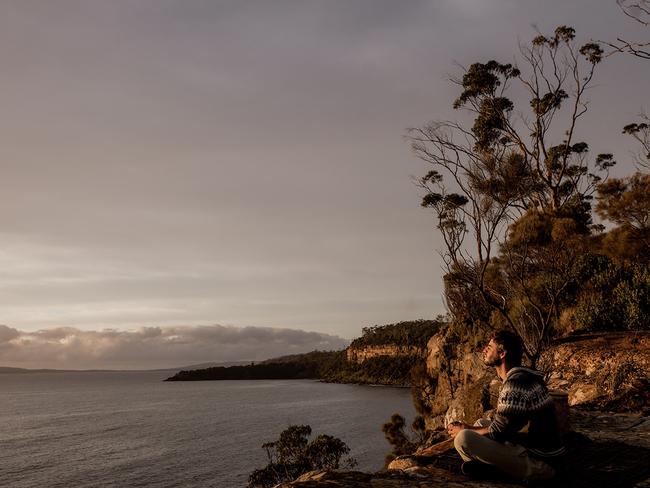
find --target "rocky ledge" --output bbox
[422,331,650,430]
[276,409,650,488]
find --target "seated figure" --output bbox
[446,330,565,482]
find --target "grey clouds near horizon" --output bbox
[0,324,349,370]
[0,0,647,369]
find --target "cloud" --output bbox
[0,324,349,370]
[0,325,20,342]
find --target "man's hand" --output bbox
[446,421,466,439]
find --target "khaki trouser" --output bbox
[454,428,556,482]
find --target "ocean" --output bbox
[0,371,415,488]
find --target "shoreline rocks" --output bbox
[276,409,650,488]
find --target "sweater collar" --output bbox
[505,366,543,380]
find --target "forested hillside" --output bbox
[349,319,442,349]
[166,320,441,385]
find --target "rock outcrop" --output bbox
[419,333,498,430]
[276,410,650,487]
[273,331,650,488]
[419,331,650,429]
[276,468,496,487]
[540,332,650,412]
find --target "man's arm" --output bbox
[446,422,489,438]
[487,411,527,442]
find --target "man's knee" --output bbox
[454,429,481,456]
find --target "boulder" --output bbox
[386,456,419,471]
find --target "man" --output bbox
[446,330,565,482]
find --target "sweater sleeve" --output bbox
[488,380,529,442]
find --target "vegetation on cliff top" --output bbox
[350,319,443,349]
[411,25,650,366]
[165,349,428,386]
[165,320,439,385]
[165,350,341,381]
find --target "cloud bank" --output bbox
[0,324,349,370]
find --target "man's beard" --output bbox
[484,356,502,367]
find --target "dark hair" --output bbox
[490,330,523,366]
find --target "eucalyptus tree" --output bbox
[409,27,611,366]
[623,116,650,170]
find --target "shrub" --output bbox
[572,256,650,331]
[248,425,357,488]
[381,413,427,466]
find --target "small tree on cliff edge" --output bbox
[381,412,427,467]
[248,425,356,488]
[409,26,610,366]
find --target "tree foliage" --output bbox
[352,319,444,349]
[569,255,650,331]
[165,350,344,381]
[409,26,609,366]
[248,425,356,488]
[596,172,650,261]
[622,114,650,170]
[381,413,427,466]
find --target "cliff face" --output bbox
[346,345,424,363]
[419,331,650,429]
[272,331,650,488]
[540,332,650,411]
[421,333,498,429]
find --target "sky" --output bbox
[0,0,647,369]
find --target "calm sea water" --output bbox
[0,371,415,488]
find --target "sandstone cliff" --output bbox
[541,332,650,412]
[347,345,425,363]
[420,331,650,430]
[270,331,650,488]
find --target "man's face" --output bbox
[482,339,503,367]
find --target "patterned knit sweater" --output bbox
[488,367,565,458]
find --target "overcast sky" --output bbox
[0,1,647,369]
